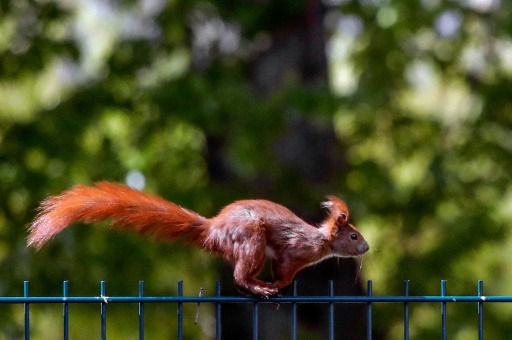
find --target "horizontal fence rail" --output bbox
[2,280,509,339]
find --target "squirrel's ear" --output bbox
[336,212,348,227]
[324,195,350,222]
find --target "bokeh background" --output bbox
[1,0,512,338]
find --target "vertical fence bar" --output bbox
[63,281,69,340]
[100,281,107,340]
[328,280,334,340]
[441,280,447,340]
[24,281,30,340]
[215,281,222,340]
[291,280,298,340]
[404,280,409,340]
[478,280,484,340]
[367,280,373,340]
[252,302,259,340]
[138,281,144,340]
[177,281,183,340]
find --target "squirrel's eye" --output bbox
[350,233,358,240]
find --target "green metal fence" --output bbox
[1,280,507,339]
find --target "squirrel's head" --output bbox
[322,196,369,257]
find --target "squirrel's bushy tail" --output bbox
[28,182,209,249]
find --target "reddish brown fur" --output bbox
[28,182,369,297]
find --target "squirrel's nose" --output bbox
[358,241,370,254]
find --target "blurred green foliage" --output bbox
[1,0,512,338]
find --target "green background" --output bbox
[1,0,512,338]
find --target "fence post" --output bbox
[215,281,222,340]
[138,281,144,340]
[177,281,183,340]
[24,281,30,340]
[63,281,69,340]
[478,280,484,340]
[100,281,107,340]
[291,280,298,340]
[441,280,447,340]
[328,280,334,340]
[252,301,259,340]
[404,280,409,340]
[367,280,372,340]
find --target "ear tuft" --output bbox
[322,200,334,209]
[324,195,350,218]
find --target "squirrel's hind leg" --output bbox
[233,263,278,298]
[231,228,278,298]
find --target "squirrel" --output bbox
[28,182,369,297]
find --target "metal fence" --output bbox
[1,280,510,340]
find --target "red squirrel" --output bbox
[28,182,369,297]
